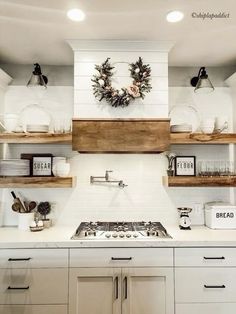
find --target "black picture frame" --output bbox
[21,153,53,177]
[175,156,196,176]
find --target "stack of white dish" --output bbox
[0,159,30,176]
[170,124,192,133]
[26,124,49,133]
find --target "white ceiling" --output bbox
[0,0,236,66]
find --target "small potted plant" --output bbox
[165,151,176,176]
[37,201,52,228]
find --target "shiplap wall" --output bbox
[72,41,170,118]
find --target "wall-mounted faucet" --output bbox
[90,170,128,188]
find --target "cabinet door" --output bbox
[176,303,236,314]
[122,268,174,314]
[0,305,67,314]
[69,268,121,314]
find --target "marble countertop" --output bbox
[0,225,236,248]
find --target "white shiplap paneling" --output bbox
[74,104,168,118]
[74,51,168,63]
[74,62,168,77]
[74,90,168,105]
[75,76,168,91]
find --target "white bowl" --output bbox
[55,162,70,177]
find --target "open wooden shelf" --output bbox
[0,176,76,188]
[163,176,236,187]
[170,133,236,145]
[0,132,72,144]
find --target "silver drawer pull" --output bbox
[7,286,30,290]
[203,256,225,260]
[111,257,132,261]
[8,258,31,262]
[204,285,225,289]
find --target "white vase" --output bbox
[56,162,70,177]
[18,212,34,231]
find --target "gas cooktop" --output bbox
[71,221,171,240]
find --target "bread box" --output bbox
[205,202,236,229]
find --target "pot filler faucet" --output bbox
[90,170,128,188]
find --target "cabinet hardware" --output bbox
[8,258,31,261]
[124,276,128,299]
[111,257,132,261]
[115,276,119,299]
[7,286,30,290]
[204,285,225,289]
[203,256,225,260]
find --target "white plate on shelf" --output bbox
[171,124,192,133]
[169,105,200,132]
[26,124,49,133]
[19,104,51,132]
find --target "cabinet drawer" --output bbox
[175,248,236,267]
[0,305,67,314]
[176,303,236,314]
[70,248,173,267]
[0,249,68,268]
[0,268,68,304]
[175,268,236,303]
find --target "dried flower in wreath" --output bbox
[91,57,152,107]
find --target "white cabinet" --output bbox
[175,268,236,303]
[69,267,173,314]
[0,248,69,314]
[0,305,67,314]
[122,267,174,314]
[176,303,236,314]
[69,248,174,314]
[175,247,236,314]
[69,268,121,314]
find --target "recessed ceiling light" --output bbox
[166,10,184,23]
[67,8,86,22]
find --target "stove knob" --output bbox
[147,230,150,236]
[112,233,118,238]
[155,231,159,237]
[84,231,88,237]
[105,233,111,238]
[119,233,124,238]
[93,231,96,236]
[126,233,131,238]
[133,233,139,238]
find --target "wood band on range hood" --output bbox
[72,118,170,153]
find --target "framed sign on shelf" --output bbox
[175,156,196,176]
[21,153,53,177]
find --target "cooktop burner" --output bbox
[71,221,171,240]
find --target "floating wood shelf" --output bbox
[163,176,236,187]
[0,132,72,144]
[170,133,236,145]
[0,176,76,188]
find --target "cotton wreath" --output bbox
[91,57,152,107]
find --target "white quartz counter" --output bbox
[0,225,236,248]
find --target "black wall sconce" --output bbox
[190,67,214,93]
[27,63,48,88]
